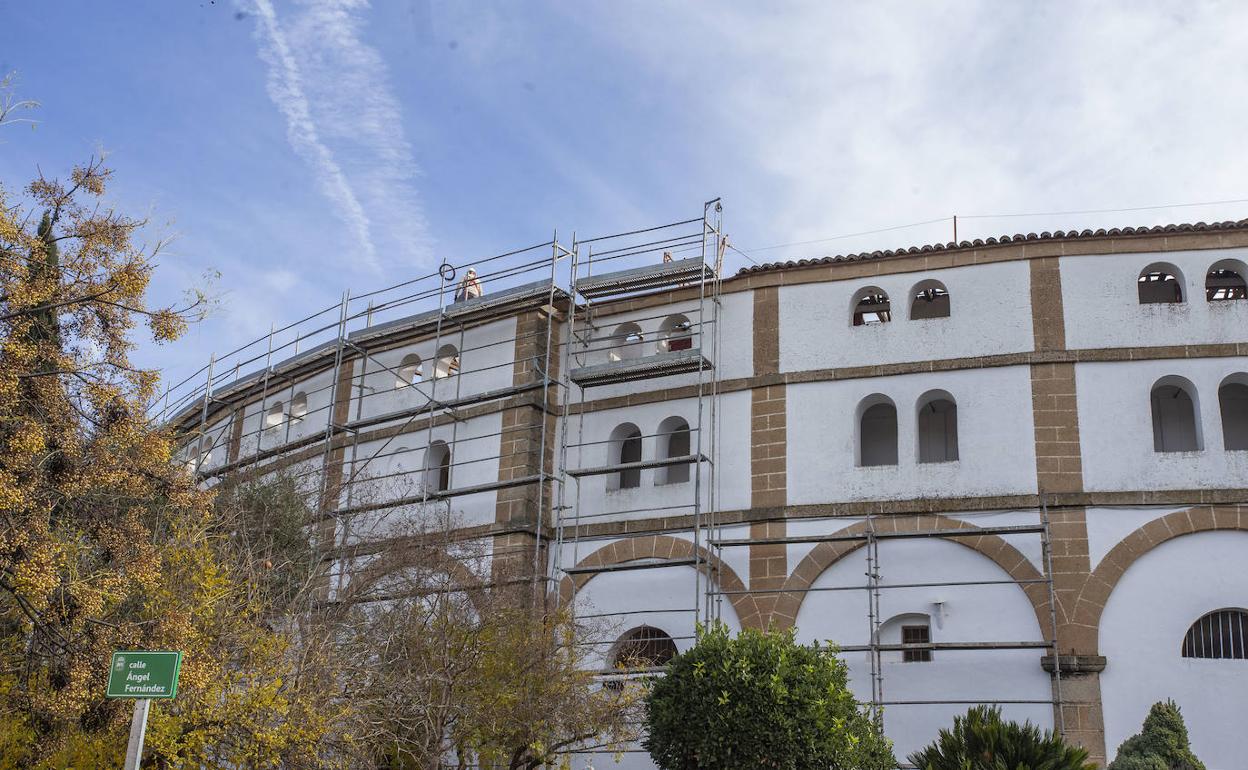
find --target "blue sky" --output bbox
[3,1,1248,388]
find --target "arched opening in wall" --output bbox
[1138,263,1185,304]
[423,441,451,493]
[264,401,284,431]
[1219,374,1248,451]
[1150,376,1202,452]
[917,390,959,463]
[878,612,933,663]
[851,286,891,326]
[857,395,898,467]
[608,422,643,490]
[397,353,423,389]
[1206,259,1248,302]
[289,392,308,423]
[657,416,691,485]
[657,314,694,353]
[909,279,950,320]
[611,626,678,669]
[434,345,460,379]
[186,436,213,472]
[607,322,645,362]
[1182,608,1248,659]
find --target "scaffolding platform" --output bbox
[574,255,715,299]
[569,347,710,387]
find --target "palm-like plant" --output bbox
[908,705,1096,770]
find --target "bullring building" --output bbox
[168,203,1248,768]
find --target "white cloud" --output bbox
[250,0,378,269]
[573,1,1248,264]
[249,0,433,272]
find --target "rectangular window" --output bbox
[901,625,932,662]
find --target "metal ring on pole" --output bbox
[439,262,457,282]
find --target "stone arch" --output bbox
[1072,505,1248,652]
[556,535,762,627]
[337,541,487,613]
[770,514,1050,634]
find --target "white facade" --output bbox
[178,228,1248,768]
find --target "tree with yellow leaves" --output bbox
[0,102,340,765]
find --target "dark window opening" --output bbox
[853,288,891,326]
[619,428,642,489]
[1138,266,1184,304]
[902,624,932,662]
[859,400,898,467]
[1220,380,1248,450]
[1183,609,1248,659]
[910,282,950,319]
[1151,382,1201,452]
[1207,267,1248,302]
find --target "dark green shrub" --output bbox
[643,622,894,770]
[908,705,1095,770]
[1108,700,1206,770]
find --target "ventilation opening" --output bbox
[1220,378,1248,450]
[910,280,950,320]
[658,417,691,485]
[852,287,891,326]
[658,314,694,353]
[1151,379,1201,452]
[918,393,958,463]
[859,398,898,467]
[1207,260,1248,302]
[608,322,645,362]
[397,354,423,388]
[289,392,308,422]
[264,401,284,430]
[434,345,459,379]
[1138,263,1184,304]
[423,441,451,492]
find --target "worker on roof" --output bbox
[455,267,483,302]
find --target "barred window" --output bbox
[1182,609,1248,659]
[612,626,678,669]
[902,624,932,663]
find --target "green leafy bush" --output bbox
[643,622,894,770]
[908,705,1095,770]
[1108,700,1206,770]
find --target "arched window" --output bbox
[879,612,933,663]
[611,626,678,669]
[397,353,423,388]
[857,395,898,467]
[852,287,891,326]
[1138,263,1185,304]
[917,390,959,463]
[1150,376,1202,452]
[608,322,645,362]
[609,423,643,490]
[1206,259,1248,302]
[423,441,451,492]
[657,314,694,353]
[1182,609,1248,659]
[1219,374,1248,451]
[264,401,285,430]
[657,416,691,485]
[289,391,308,422]
[434,345,460,379]
[909,279,950,320]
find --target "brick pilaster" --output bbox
[1031,363,1085,495]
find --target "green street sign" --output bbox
[107,651,182,699]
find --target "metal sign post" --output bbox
[106,651,182,769]
[123,698,151,770]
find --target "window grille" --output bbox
[1182,609,1248,659]
[901,624,932,662]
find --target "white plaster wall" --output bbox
[1085,506,1187,572]
[561,392,752,525]
[1076,358,1248,492]
[787,366,1038,504]
[793,537,1052,761]
[1061,249,1248,350]
[778,261,1035,372]
[1099,531,1248,770]
[342,411,503,532]
[355,317,518,418]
